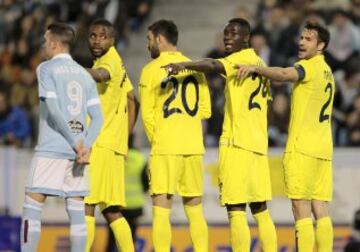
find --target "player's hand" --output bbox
[234,65,257,80]
[161,63,185,75]
[75,140,90,165]
[77,147,91,165]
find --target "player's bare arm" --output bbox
[162,58,225,75]
[235,65,299,83]
[86,67,111,82]
[127,90,139,136]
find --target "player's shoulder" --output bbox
[100,46,122,64]
[141,59,159,75]
[36,60,53,76]
[72,60,94,81]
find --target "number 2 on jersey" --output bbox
[248,74,268,110]
[319,83,333,123]
[161,75,199,118]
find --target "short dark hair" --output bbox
[148,19,178,46]
[47,22,76,49]
[228,18,251,35]
[304,21,330,50]
[90,19,115,38]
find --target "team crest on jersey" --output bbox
[68,120,84,134]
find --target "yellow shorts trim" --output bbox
[85,146,126,207]
[149,155,203,196]
[219,145,272,205]
[283,152,333,201]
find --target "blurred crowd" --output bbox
[1,0,360,148]
[205,0,360,147]
[0,0,153,147]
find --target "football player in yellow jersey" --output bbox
[237,22,334,252]
[83,19,139,252]
[164,18,277,252]
[139,19,211,252]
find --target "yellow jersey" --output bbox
[218,48,270,155]
[139,51,211,155]
[93,46,133,155]
[286,55,334,160]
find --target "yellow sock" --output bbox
[85,216,95,252]
[110,217,134,252]
[228,210,250,252]
[152,206,171,252]
[316,217,333,252]
[184,204,208,252]
[253,209,277,252]
[295,218,314,252]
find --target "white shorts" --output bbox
[25,156,89,197]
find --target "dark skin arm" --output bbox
[127,90,139,135]
[162,58,226,75]
[86,67,111,83]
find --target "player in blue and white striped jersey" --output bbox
[21,23,103,252]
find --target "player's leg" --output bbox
[152,194,173,252]
[98,149,133,252]
[284,152,315,252]
[312,157,333,252]
[227,204,251,252]
[179,154,208,252]
[84,145,102,252]
[183,196,208,252]
[149,155,181,252]
[292,199,314,252]
[66,197,87,252]
[312,201,333,252]
[63,160,90,252]
[248,151,277,252]
[250,202,277,252]
[218,146,250,252]
[101,205,134,252]
[21,192,46,252]
[22,157,66,252]
[84,204,96,252]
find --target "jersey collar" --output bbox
[160,51,181,57]
[52,53,72,60]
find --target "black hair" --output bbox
[47,22,76,49]
[228,18,251,35]
[90,19,115,38]
[304,21,330,50]
[148,19,178,46]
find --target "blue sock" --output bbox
[66,198,87,252]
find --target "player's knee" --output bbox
[26,192,46,203]
[85,204,96,216]
[226,203,246,212]
[291,200,312,220]
[311,200,329,219]
[102,206,123,223]
[249,201,267,214]
[182,196,202,206]
[152,194,173,208]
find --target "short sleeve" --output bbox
[294,59,313,83]
[36,63,57,99]
[217,56,235,77]
[94,52,116,80]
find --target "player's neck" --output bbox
[160,44,177,53]
[305,52,322,60]
[51,49,70,59]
